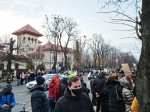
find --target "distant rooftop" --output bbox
[42,42,74,53]
[12,24,43,37]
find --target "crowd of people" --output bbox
[89,68,138,112]
[0,68,139,112]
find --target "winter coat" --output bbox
[90,78,95,94]
[92,74,105,95]
[131,97,139,112]
[30,85,49,112]
[103,81,125,112]
[52,76,60,99]
[48,82,57,101]
[119,77,134,112]
[30,73,35,81]
[7,75,12,83]
[0,91,15,109]
[60,77,68,96]
[16,73,21,79]
[55,88,94,112]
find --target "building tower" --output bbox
[12,24,43,55]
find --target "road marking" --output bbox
[18,92,31,96]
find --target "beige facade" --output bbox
[12,24,74,71]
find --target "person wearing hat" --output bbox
[7,72,12,84]
[30,76,49,112]
[0,84,15,112]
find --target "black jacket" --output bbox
[55,88,94,112]
[60,77,68,96]
[102,81,125,112]
[30,85,49,112]
[92,75,105,95]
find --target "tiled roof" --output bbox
[12,24,43,37]
[0,44,6,49]
[38,40,42,43]
[42,42,74,53]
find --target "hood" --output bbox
[106,81,120,89]
[30,84,44,92]
[64,88,81,101]
[119,77,134,89]
[62,77,68,85]
[49,83,56,88]
[97,74,105,79]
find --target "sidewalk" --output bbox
[0,80,17,89]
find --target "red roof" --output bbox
[38,40,42,43]
[42,42,74,53]
[12,24,43,37]
[0,44,6,49]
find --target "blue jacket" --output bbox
[0,91,15,109]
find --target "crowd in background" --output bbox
[1,67,139,112]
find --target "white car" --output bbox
[26,74,64,90]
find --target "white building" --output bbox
[12,24,74,71]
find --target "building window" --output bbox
[31,38,34,43]
[35,39,37,44]
[15,64,19,70]
[23,37,26,43]
[0,64,4,70]
[28,37,30,42]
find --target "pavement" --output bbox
[0,75,96,112]
[0,80,18,89]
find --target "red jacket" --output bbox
[48,82,57,101]
[52,76,61,99]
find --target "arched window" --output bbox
[28,37,30,42]
[23,37,26,43]
[35,39,37,44]
[31,38,34,43]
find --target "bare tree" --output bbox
[98,0,150,111]
[74,35,87,74]
[43,15,60,72]
[58,17,78,70]
[0,37,29,73]
[44,15,78,71]
[27,46,44,73]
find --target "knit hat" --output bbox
[36,76,45,85]
[4,84,12,91]
[111,73,117,77]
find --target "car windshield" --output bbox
[42,74,55,80]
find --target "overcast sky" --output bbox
[0,0,141,59]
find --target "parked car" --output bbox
[26,74,64,90]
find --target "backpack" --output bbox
[0,91,13,102]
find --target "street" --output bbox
[0,75,94,112]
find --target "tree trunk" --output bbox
[52,46,57,72]
[7,38,14,72]
[98,56,100,68]
[64,53,68,70]
[136,1,150,111]
[94,58,97,68]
